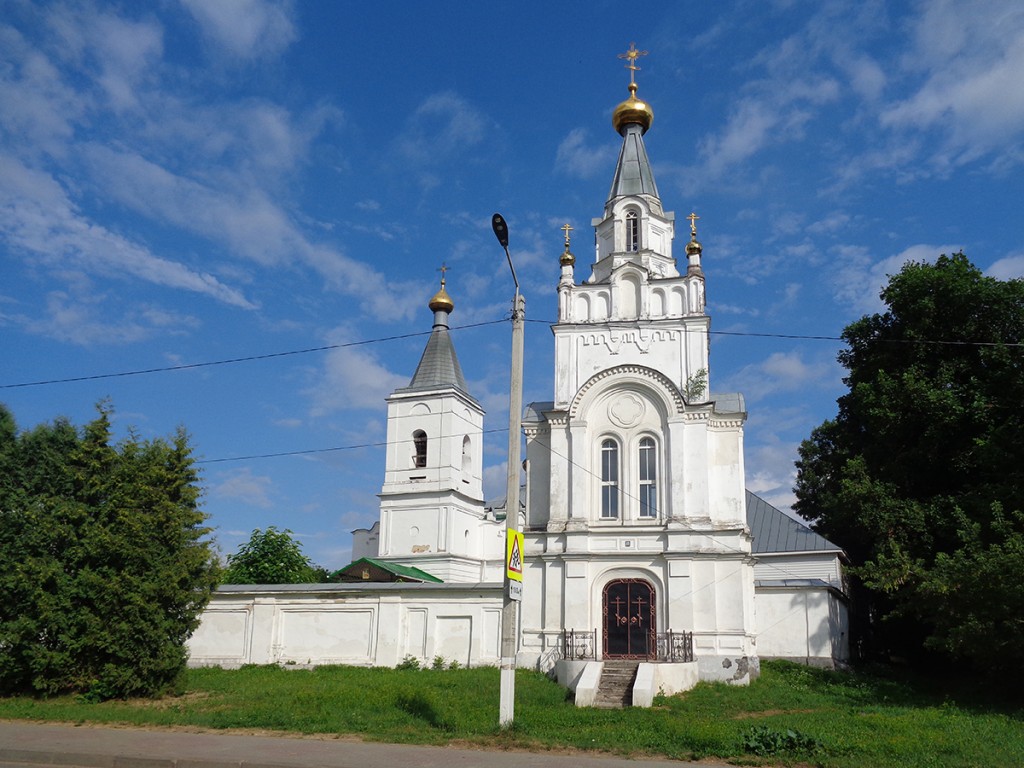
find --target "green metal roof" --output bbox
[336,557,443,583]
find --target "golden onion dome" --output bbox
[429,280,454,314]
[613,82,654,136]
[685,237,703,257]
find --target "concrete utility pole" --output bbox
[492,213,524,729]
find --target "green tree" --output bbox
[0,402,219,699]
[794,253,1024,672]
[221,526,327,584]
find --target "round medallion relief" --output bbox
[608,393,645,428]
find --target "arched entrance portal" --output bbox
[602,579,656,659]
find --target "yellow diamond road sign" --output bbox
[506,530,524,581]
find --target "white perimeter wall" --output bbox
[188,582,847,672]
[755,586,849,666]
[188,583,503,669]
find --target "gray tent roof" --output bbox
[746,490,842,555]
[607,123,663,213]
[394,324,476,403]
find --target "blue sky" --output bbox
[3,0,1023,569]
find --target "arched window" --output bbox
[413,430,427,468]
[638,437,657,518]
[600,439,619,519]
[461,435,471,475]
[625,210,639,252]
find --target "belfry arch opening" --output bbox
[412,430,427,468]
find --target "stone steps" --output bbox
[593,660,640,709]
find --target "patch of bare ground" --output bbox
[732,708,817,719]
[123,691,214,708]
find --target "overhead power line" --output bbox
[0,319,505,390]
[200,425,829,599]
[197,428,509,465]
[4,317,1022,391]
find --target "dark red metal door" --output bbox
[603,579,656,659]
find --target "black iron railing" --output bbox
[655,630,695,662]
[562,628,597,660]
[560,629,694,662]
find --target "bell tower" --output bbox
[521,45,757,683]
[376,272,503,582]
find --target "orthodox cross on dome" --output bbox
[687,212,700,236]
[559,223,576,268]
[618,42,649,86]
[437,262,449,286]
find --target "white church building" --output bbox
[188,65,849,693]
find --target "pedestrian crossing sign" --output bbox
[506,530,524,582]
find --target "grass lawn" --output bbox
[0,660,1021,767]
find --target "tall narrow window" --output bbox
[461,435,471,476]
[626,210,639,252]
[639,437,657,518]
[601,439,619,519]
[413,430,427,468]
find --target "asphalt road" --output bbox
[0,721,725,768]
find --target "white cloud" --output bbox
[7,286,201,347]
[149,98,343,178]
[25,291,150,346]
[832,243,959,315]
[210,467,275,508]
[698,78,840,177]
[395,92,489,167]
[76,143,420,317]
[806,211,851,235]
[555,128,614,179]
[140,306,201,331]
[987,253,1024,280]
[483,461,508,503]
[0,25,85,157]
[722,350,836,404]
[305,327,409,416]
[880,1,1024,167]
[844,55,887,102]
[180,0,297,60]
[0,154,258,310]
[745,437,800,512]
[43,3,164,113]
[2,4,421,326]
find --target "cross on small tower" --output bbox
[437,263,449,285]
[618,42,649,86]
[687,212,700,236]
[561,222,573,246]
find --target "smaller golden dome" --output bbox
[685,237,703,257]
[429,281,454,314]
[613,82,654,135]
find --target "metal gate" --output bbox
[602,579,656,659]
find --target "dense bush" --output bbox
[0,402,219,699]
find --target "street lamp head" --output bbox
[492,213,509,249]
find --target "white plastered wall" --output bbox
[188,583,504,669]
